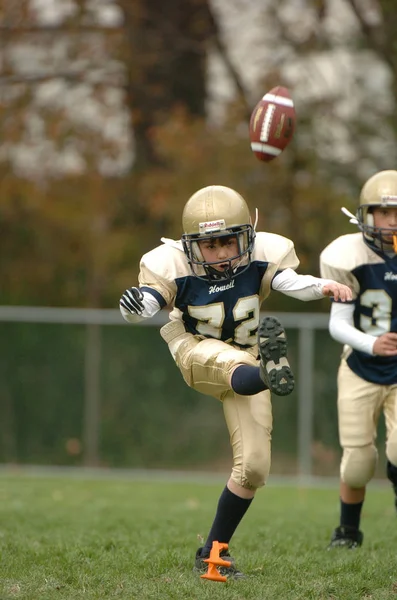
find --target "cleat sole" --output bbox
[258,316,295,396]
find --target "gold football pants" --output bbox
[160,320,273,490]
[337,358,397,488]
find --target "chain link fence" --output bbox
[0,306,387,479]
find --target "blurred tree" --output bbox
[119,0,214,169]
[0,0,250,307]
[1,0,397,309]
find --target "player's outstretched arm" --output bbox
[321,282,353,302]
[271,268,353,302]
[120,287,144,315]
[119,287,161,324]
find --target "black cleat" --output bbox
[193,547,245,579]
[258,316,295,396]
[328,525,363,549]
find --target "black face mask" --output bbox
[181,225,255,282]
[357,206,397,256]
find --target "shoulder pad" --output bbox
[253,231,299,270]
[320,233,383,271]
[160,237,184,252]
[140,242,190,281]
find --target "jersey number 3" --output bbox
[360,289,392,335]
[188,296,259,346]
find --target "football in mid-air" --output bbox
[249,86,296,162]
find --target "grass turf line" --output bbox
[1,475,397,599]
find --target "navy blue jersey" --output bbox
[320,232,397,385]
[174,261,268,347]
[137,232,300,348]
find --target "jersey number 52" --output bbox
[188,296,259,346]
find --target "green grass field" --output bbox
[1,472,397,600]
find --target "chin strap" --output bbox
[206,265,234,281]
[341,207,359,225]
[393,235,397,253]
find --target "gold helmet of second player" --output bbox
[357,170,397,253]
[181,185,255,281]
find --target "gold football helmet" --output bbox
[181,185,255,281]
[357,170,397,253]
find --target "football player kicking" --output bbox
[320,170,397,550]
[120,185,352,578]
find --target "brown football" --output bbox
[249,86,296,162]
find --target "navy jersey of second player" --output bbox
[348,256,397,385]
[174,261,269,347]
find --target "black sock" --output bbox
[387,460,397,490]
[340,498,363,531]
[201,486,253,556]
[231,365,267,396]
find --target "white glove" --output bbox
[119,287,144,316]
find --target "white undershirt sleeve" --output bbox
[271,268,334,301]
[120,291,161,324]
[328,302,376,355]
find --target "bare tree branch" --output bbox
[206,2,251,119]
[0,72,125,85]
[0,25,124,35]
[345,0,394,71]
